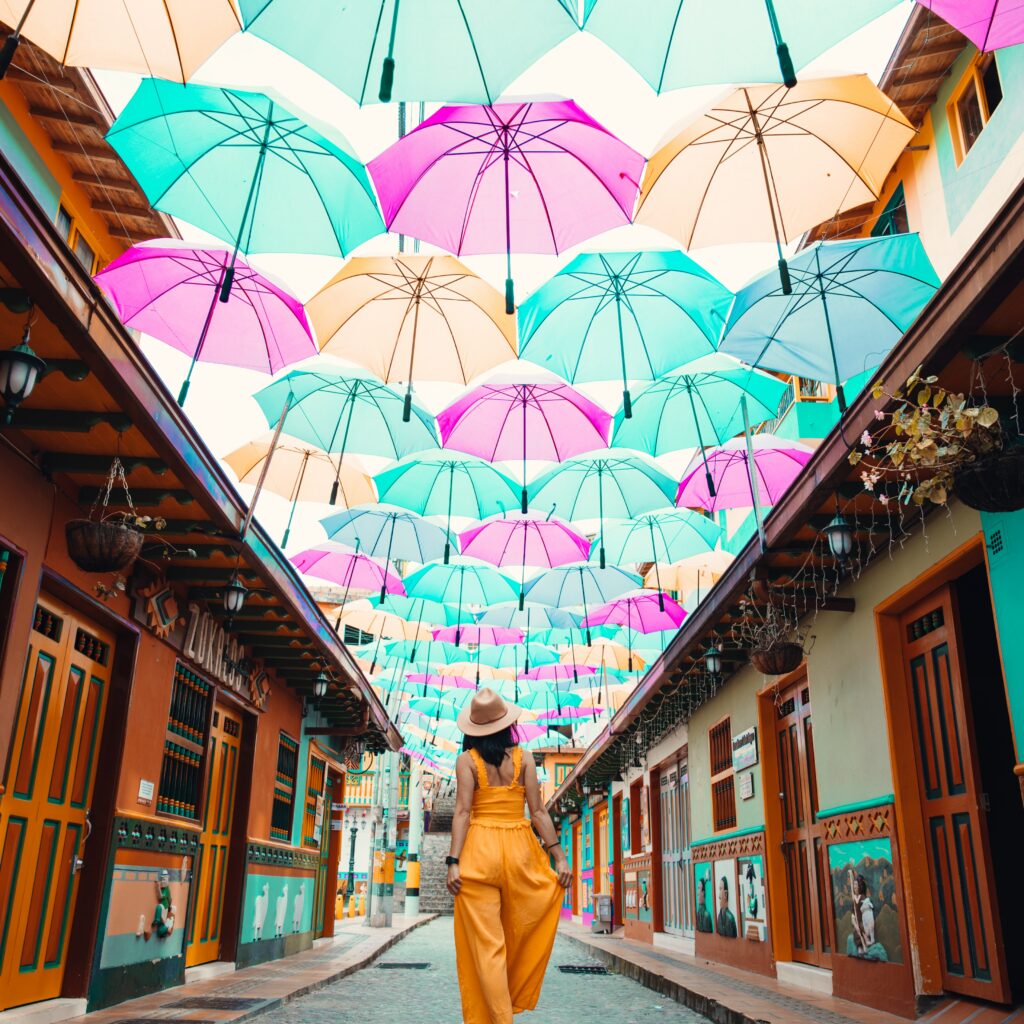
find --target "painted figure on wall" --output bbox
[829,838,902,964]
[292,882,305,934]
[274,882,290,937]
[717,874,738,937]
[253,883,269,940]
[737,856,768,942]
[694,864,714,933]
[151,870,176,938]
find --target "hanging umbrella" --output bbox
[529,451,676,568]
[561,638,645,672]
[581,0,900,90]
[610,354,789,493]
[432,625,524,645]
[291,548,405,595]
[239,0,578,104]
[635,76,914,292]
[375,453,520,563]
[459,512,591,608]
[646,549,734,599]
[408,692,472,721]
[382,639,466,666]
[476,601,577,631]
[439,662,517,682]
[406,673,478,691]
[224,436,375,547]
[368,100,644,312]
[915,1,1024,50]
[322,507,453,595]
[599,509,721,565]
[720,234,940,411]
[339,606,432,642]
[521,663,597,681]
[308,256,517,417]
[372,595,464,628]
[518,250,731,416]
[525,563,641,643]
[94,241,317,406]
[0,0,240,80]
[520,691,583,714]
[438,382,611,512]
[583,590,687,634]
[478,644,560,669]
[676,435,813,512]
[254,370,438,503]
[106,80,383,301]
[520,731,571,750]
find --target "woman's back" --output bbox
[466,746,526,824]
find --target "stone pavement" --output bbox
[263,917,710,1024]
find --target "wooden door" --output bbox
[0,596,112,1009]
[776,679,832,968]
[186,704,241,967]
[596,804,609,897]
[612,794,623,926]
[572,821,581,916]
[900,587,1009,1001]
[659,762,694,936]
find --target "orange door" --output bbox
[776,678,832,968]
[900,587,1010,1002]
[595,804,609,896]
[0,596,112,1009]
[571,821,582,916]
[186,704,241,967]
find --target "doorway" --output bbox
[658,760,694,936]
[612,793,623,927]
[596,803,609,898]
[186,703,242,967]
[775,678,832,969]
[571,821,582,916]
[0,594,113,1009]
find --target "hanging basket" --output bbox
[953,446,1024,513]
[65,519,144,573]
[750,641,803,676]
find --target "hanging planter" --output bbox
[65,457,162,574]
[953,445,1024,513]
[750,641,804,676]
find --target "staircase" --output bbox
[419,794,457,915]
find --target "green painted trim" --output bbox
[816,794,895,820]
[691,825,764,848]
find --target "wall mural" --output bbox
[713,858,739,938]
[737,854,768,942]
[239,872,314,944]
[828,838,902,964]
[694,861,714,933]
[99,852,189,969]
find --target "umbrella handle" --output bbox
[778,257,792,295]
[776,43,796,89]
[505,277,515,316]
[0,0,33,78]
[379,57,395,102]
[402,386,413,424]
[521,487,528,515]
[622,389,632,419]
[444,541,451,565]
[218,266,235,303]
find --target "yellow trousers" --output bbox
[454,820,563,1024]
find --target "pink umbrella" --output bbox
[406,672,477,690]
[536,706,603,721]
[520,663,597,681]
[291,547,405,596]
[916,1,1024,50]
[368,100,644,313]
[438,382,611,512]
[431,625,524,645]
[676,434,813,513]
[514,723,551,742]
[583,590,686,634]
[94,240,316,406]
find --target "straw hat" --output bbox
[456,687,522,737]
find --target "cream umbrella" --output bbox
[645,549,734,598]
[561,638,646,673]
[308,255,517,420]
[0,0,241,81]
[438,662,515,682]
[339,605,433,643]
[224,434,375,547]
[636,75,914,292]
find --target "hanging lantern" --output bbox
[704,644,723,677]
[223,574,247,619]
[313,670,331,700]
[0,321,45,425]
[823,513,854,560]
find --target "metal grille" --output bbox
[376,962,431,969]
[558,964,610,975]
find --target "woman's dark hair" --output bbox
[463,725,519,768]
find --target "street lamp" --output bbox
[223,573,247,622]
[345,808,365,908]
[823,512,855,560]
[313,670,330,701]
[704,644,723,677]
[0,316,44,426]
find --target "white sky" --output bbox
[93,3,913,559]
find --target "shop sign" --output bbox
[732,727,758,771]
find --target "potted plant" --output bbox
[738,597,809,676]
[65,457,165,574]
[850,366,1024,512]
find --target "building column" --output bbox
[369,752,399,927]
[405,765,423,917]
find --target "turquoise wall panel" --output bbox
[0,102,61,218]
[238,871,315,945]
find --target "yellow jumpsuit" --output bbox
[454,747,564,1024]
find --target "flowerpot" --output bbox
[953,446,1024,513]
[65,519,144,573]
[750,642,803,675]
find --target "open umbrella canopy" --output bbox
[478,644,560,669]
[0,0,241,81]
[598,508,721,565]
[308,255,517,388]
[561,638,645,672]
[459,513,591,568]
[107,80,384,262]
[676,435,813,512]
[916,1,1024,50]
[646,549,734,596]
[291,548,404,594]
[517,250,731,413]
[381,639,467,665]
[368,100,644,311]
[521,663,597,681]
[372,595,464,628]
[581,0,900,90]
[476,602,577,630]
[339,605,432,642]
[405,560,519,608]
[582,590,687,633]
[525,563,642,608]
[520,690,583,712]
[432,625,524,646]
[406,673,478,691]
[321,505,453,566]
[720,234,940,410]
[239,0,578,105]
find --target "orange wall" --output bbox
[247,675,303,842]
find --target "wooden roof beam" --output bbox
[41,452,167,475]
[13,408,131,432]
[29,104,102,130]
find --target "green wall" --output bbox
[0,101,61,217]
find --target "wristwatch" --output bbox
[445,856,459,866]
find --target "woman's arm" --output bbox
[523,756,572,888]
[446,753,476,896]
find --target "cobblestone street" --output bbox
[264,919,709,1024]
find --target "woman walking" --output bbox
[446,688,572,1024]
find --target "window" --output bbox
[949,54,1003,164]
[271,733,299,842]
[871,183,909,238]
[709,717,736,833]
[302,753,327,848]
[157,661,212,818]
[343,623,374,646]
[55,203,98,274]
[554,762,573,785]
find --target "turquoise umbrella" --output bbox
[478,644,560,670]
[372,595,464,627]
[529,451,676,568]
[239,0,578,105]
[106,80,382,297]
[476,602,576,631]
[518,251,731,416]
[610,354,788,497]
[408,692,470,721]
[720,234,941,413]
[381,639,465,664]
[374,453,520,563]
[255,370,438,502]
[582,0,900,91]
[525,564,642,642]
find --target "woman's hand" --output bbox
[446,863,462,897]
[551,848,572,889]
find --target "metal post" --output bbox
[741,395,767,554]
[405,765,424,917]
[368,753,397,927]
[346,821,358,910]
[363,758,382,925]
